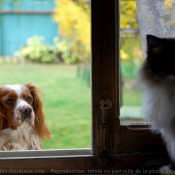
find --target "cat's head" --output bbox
[141,35,175,82]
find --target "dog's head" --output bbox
[0,83,51,139]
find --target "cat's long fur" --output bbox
[139,35,175,169]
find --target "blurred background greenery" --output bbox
[0,0,145,149]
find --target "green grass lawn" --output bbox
[0,62,91,149]
[122,87,142,106]
[0,62,143,149]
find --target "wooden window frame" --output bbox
[0,0,167,172]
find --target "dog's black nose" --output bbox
[21,107,32,118]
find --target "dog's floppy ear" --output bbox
[0,106,5,130]
[0,87,6,130]
[25,83,51,139]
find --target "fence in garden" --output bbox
[0,0,58,56]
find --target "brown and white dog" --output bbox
[0,83,51,150]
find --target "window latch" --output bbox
[100,99,112,110]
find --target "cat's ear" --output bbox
[146,35,163,55]
[147,35,160,48]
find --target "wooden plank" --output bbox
[120,124,167,154]
[91,0,120,155]
[0,154,168,172]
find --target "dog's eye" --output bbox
[26,97,32,103]
[5,98,14,105]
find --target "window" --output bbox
[0,0,91,149]
[120,0,145,124]
[0,0,167,173]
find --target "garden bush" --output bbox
[15,36,58,64]
[53,37,78,64]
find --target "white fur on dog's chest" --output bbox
[5,127,34,144]
[0,124,41,150]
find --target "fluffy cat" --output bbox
[139,34,175,170]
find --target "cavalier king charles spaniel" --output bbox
[0,83,51,150]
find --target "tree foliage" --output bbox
[53,0,139,65]
[120,0,138,29]
[53,0,90,64]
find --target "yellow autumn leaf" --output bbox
[53,0,90,64]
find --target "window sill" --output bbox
[0,148,92,159]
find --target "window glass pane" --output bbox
[119,0,146,124]
[0,0,91,149]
